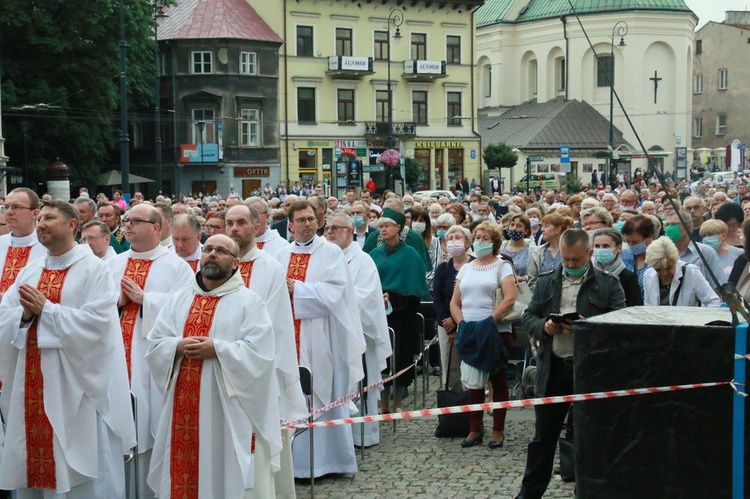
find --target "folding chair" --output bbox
[125,391,138,499]
[291,366,315,498]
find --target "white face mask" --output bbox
[411,222,426,234]
[445,240,466,257]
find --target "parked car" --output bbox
[413,190,459,201]
[514,173,561,192]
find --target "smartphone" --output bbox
[495,205,509,218]
[549,312,580,324]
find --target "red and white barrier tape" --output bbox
[282,381,729,429]
[734,354,750,360]
[282,336,439,426]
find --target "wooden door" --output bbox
[242,179,261,198]
[192,180,217,197]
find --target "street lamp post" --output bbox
[118,0,130,199]
[608,21,628,189]
[21,121,29,187]
[386,8,403,191]
[153,2,167,196]
[197,120,206,197]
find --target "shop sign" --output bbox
[234,167,271,177]
[414,141,465,149]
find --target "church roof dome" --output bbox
[477,0,695,28]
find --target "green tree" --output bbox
[563,173,582,193]
[483,143,518,171]
[0,0,157,191]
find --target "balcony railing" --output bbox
[326,56,374,78]
[363,122,417,138]
[403,60,447,80]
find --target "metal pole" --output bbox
[21,121,28,187]
[197,120,206,197]
[733,322,747,499]
[386,20,393,192]
[608,38,615,190]
[119,0,130,198]
[154,2,163,196]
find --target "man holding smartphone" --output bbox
[515,229,626,499]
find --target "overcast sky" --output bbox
[685,0,750,27]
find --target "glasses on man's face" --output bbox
[294,216,317,225]
[122,217,157,226]
[2,204,32,212]
[202,246,238,258]
[205,224,225,231]
[437,225,452,230]
[80,235,107,243]
[326,225,346,233]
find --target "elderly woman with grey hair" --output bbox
[643,236,720,307]
[432,224,473,388]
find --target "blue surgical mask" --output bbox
[593,248,616,266]
[472,241,494,257]
[563,264,588,277]
[629,241,647,256]
[353,215,366,228]
[702,235,721,249]
[616,220,625,233]
[436,229,448,240]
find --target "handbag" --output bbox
[494,260,533,322]
[558,407,576,482]
[435,345,471,438]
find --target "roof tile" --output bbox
[158,0,282,43]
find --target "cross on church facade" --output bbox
[649,70,662,104]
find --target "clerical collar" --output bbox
[294,237,315,247]
[130,245,163,260]
[161,235,173,247]
[240,245,260,262]
[11,231,38,247]
[45,243,86,270]
[183,245,202,261]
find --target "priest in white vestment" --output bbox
[80,219,117,262]
[0,200,136,497]
[108,204,194,499]
[226,204,306,498]
[278,200,366,478]
[246,196,289,260]
[146,234,282,498]
[326,213,391,447]
[171,213,203,273]
[0,188,47,303]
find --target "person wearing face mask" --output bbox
[642,237,720,307]
[515,229,625,499]
[450,222,516,450]
[432,225,472,388]
[663,210,726,290]
[699,219,743,279]
[526,208,544,245]
[592,228,643,307]
[620,215,658,301]
[500,214,535,281]
[411,210,441,292]
[349,201,373,247]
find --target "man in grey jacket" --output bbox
[515,229,626,499]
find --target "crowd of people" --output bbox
[0,166,749,498]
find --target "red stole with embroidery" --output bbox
[25,267,70,489]
[0,246,33,293]
[119,258,154,379]
[286,253,312,360]
[186,260,199,274]
[169,294,220,499]
[256,241,265,250]
[238,261,255,287]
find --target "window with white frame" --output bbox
[693,74,703,94]
[447,92,462,126]
[240,52,257,75]
[719,68,728,90]
[715,114,727,136]
[693,117,703,138]
[192,109,216,143]
[240,109,260,146]
[192,51,213,74]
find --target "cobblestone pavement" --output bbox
[294,375,576,499]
